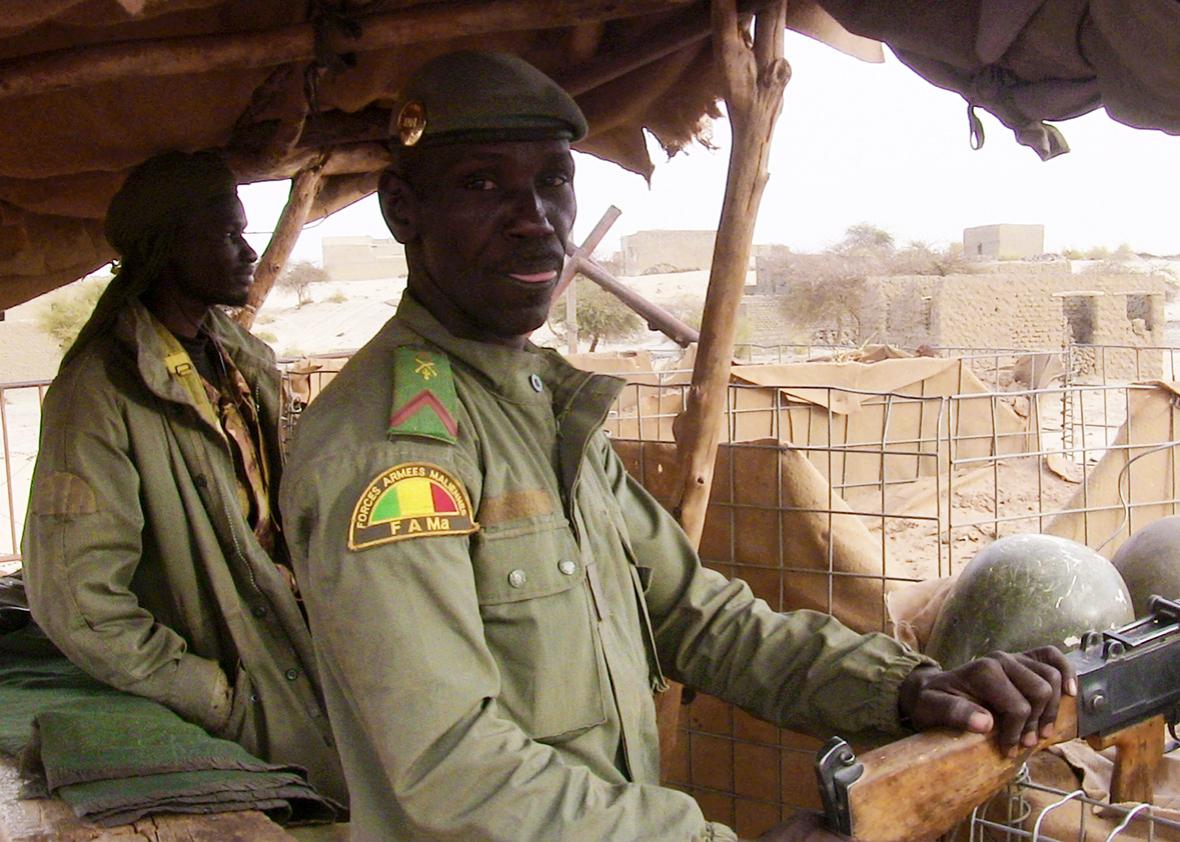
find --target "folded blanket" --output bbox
[0,638,338,827]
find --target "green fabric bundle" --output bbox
[0,642,338,827]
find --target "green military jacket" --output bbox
[281,294,930,841]
[22,300,346,804]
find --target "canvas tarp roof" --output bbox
[817,0,1180,160]
[2,1,1178,311]
[0,0,878,310]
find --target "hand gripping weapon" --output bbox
[816,595,1180,841]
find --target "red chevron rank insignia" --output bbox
[388,347,459,444]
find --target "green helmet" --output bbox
[927,534,1133,668]
[1111,516,1180,617]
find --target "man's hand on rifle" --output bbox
[897,647,1078,750]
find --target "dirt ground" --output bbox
[844,452,1087,583]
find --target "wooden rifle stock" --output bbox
[820,598,1180,840]
[817,699,1079,842]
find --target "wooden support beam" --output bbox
[0,0,695,100]
[655,0,788,776]
[556,205,621,301]
[229,140,389,183]
[235,155,328,330]
[561,0,768,96]
[555,205,622,354]
[572,250,700,348]
[671,0,789,544]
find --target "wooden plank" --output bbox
[0,755,294,842]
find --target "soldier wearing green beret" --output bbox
[22,151,347,806]
[280,51,1073,841]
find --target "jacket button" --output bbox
[528,374,543,393]
[250,693,260,703]
[284,668,299,681]
[558,560,577,576]
[507,569,527,588]
[193,475,208,489]
[252,605,267,618]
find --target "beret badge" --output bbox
[397,101,427,146]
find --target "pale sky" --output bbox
[240,31,1180,265]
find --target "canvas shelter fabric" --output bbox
[613,438,890,635]
[594,354,1031,485]
[1046,382,1180,559]
[0,0,881,309]
[997,747,1180,841]
[10,0,1180,307]
[816,0,1180,160]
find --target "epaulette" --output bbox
[388,346,459,444]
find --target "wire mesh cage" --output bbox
[962,758,1180,841]
[606,344,1180,838]
[2,342,1180,838]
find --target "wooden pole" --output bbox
[556,205,623,354]
[671,0,789,544]
[572,252,700,348]
[566,278,580,354]
[0,0,694,100]
[656,0,789,777]
[235,155,328,330]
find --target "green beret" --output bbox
[389,50,588,148]
[105,150,237,256]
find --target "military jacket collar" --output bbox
[111,299,277,427]
[391,292,626,418]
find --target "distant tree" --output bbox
[665,297,704,331]
[1113,242,1137,262]
[278,261,329,306]
[834,222,894,256]
[1085,245,1111,261]
[37,277,110,350]
[596,252,624,277]
[551,279,643,351]
[891,240,972,276]
[666,297,754,356]
[777,262,870,343]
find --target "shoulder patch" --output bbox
[388,347,459,444]
[348,462,478,551]
[31,471,97,517]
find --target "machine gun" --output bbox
[815,595,1180,842]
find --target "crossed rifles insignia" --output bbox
[414,355,438,381]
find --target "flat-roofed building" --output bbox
[322,236,407,281]
[963,224,1045,259]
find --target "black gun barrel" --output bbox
[1069,595,1180,737]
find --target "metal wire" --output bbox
[1093,440,1180,554]
[968,760,1180,842]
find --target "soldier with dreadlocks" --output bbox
[21,150,347,805]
